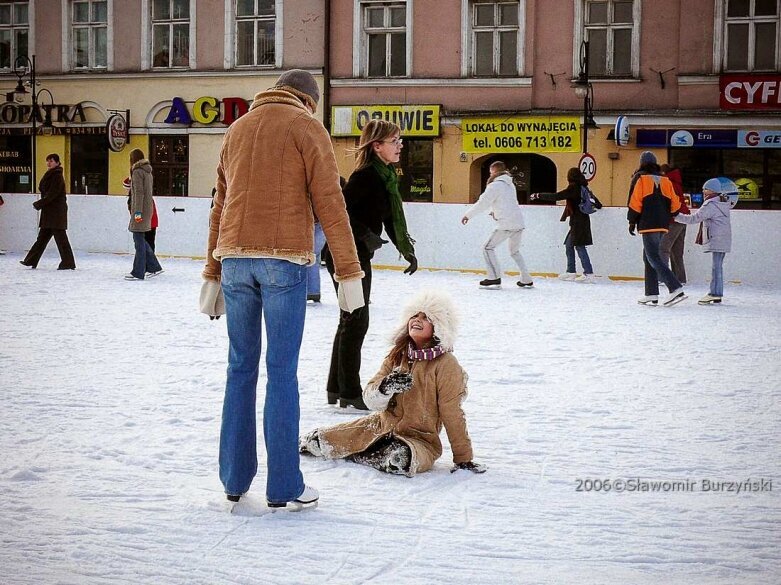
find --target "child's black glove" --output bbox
[450,461,487,474]
[403,253,418,275]
[379,369,413,395]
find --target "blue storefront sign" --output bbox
[636,129,738,148]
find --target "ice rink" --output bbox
[1,252,779,585]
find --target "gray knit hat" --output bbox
[639,150,657,166]
[275,69,320,109]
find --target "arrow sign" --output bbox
[172,207,185,213]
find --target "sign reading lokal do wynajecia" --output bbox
[462,116,581,153]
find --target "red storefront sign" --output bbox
[720,75,781,110]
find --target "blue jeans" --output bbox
[710,252,725,297]
[642,232,682,296]
[131,231,162,279]
[306,222,326,296]
[565,232,593,274]
[219,257,307,503]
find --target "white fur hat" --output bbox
[390,289,459,351]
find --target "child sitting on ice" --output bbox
[674,177,734,305]
[300,290,486,476]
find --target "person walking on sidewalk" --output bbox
[124,149,163,280]
[627,151,687,307]
[200,69,364,509]
[530,167,602,283]
[461,160,533,288]
[20,154,76,270]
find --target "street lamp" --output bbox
[572,40,597,154]
[7,54,53,193]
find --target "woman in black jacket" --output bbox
[531,167,601,282]
[324,120,417,409]
[20,153,76,270]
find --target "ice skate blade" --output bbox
[664,293,688,307]
[267,500,319,512]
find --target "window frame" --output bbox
[462,1,526,78]
[573,0,641,79]
[716,0,781,72]
[224,0,282,69]
[150,134,190,197]
[0,1,32,72]
[141,0,196,70]
[65,0,111,71]
[150,0,193,69]
[353,0,412,78]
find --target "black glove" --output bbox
[32,200,42,210]
[403,253,418,275]
[628,223,636,236]
[378,369,413,395]
[361,231,388,253]
[209,315,221,321]
[450,461,488,474]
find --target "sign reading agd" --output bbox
[331,105,440,137]
[462,116,581,153]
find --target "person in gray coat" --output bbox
[674,178,733,305]
[125,148,163,280]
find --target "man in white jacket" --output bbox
[461,161,534,288]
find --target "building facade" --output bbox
[1,0,780,208]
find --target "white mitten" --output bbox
[337,278,365,313]
[199,279,225,319]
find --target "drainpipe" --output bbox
[323,0,332,132]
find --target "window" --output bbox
[399,140,433,202]
[361,2,407,77]
[724,0,779,71]
[151,135,189,197]
[72,0,107,69]
[235,0,276,66]
[0,1,28,70]
[152,0,190,68]
[469,2,522,77]
[582,0,637,77]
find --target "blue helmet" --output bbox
[702,177,739,208]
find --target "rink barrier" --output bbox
[0,193,777,286]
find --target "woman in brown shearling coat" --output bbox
[301,290,486,476]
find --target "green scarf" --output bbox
[371,158,415,257]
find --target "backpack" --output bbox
[579,185,597,214]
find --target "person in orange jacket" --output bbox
[627,151,687,307]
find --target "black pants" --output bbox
[145,228,156,251]
[23,228,75,269]
[324,248,372,400]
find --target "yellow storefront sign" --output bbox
[462,116,581,153]
[331,105,440,137]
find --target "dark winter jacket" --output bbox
[34,165,68,230]
[663,167,689,224]
[627,171,680,233]
[342,164,413,258]
[537,181,602,247]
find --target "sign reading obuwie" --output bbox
[331,105,440,137]
[462,116,581,153]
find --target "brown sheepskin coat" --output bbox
[317,351,474,475]
[204,88,362,283]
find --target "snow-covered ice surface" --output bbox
[1,253,779,585]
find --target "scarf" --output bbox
[371,158,415,257]
[407,342,448,362]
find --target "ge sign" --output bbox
[579,153,597,182]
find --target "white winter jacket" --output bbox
[675,197,732,253]
[464,174,525,230]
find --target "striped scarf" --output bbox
[407,343,448,362]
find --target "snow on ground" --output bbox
[1,252,779,585]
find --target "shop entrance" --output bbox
[479,154,557,204]
[70,135,108,194]
[0,135,32,192]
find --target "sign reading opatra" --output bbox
[461,116,580,153]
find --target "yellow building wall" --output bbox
[188,134,222,197]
